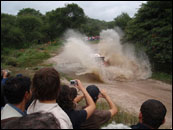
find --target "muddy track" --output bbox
[46,44,172,129]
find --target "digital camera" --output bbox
[70,80,78,85]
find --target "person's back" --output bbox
[1,76,31,120]
[80,85,117,129]
[27,67,72,129]
[131,99,167,129]
[80,109,111,129]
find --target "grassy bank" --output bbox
[78,99,138,128]
[1,40,62,77]
[151,72,172,84]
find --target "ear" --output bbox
[24,91,31,101]
[162,118,166,125]
[139,112,143,123]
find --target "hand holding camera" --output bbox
[70,79,84,91]
[1,69,11,78]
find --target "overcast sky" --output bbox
[1,1,147,22]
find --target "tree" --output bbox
[124,1,172,73]
[17,8,43,17]
[17,15,43,43]
[42,3,86,41]
[114,12,131,31]
[1,13,24,48]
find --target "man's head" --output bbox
[32,68,60,101]
[86,85,100,103]
[4,76,31,105]
[139,99,167,129]
[56,85,75,110]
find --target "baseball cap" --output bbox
[86,85,100,102]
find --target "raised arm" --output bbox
[75,80,96,119]
[74,95,84,103]
[100,89,118,117]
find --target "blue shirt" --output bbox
[1,78,8,86]
[8,104,27,116]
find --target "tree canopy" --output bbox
[124,1,172,73]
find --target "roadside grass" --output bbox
[78,99,138,128]
[151,72,172,84]
[1,40,63,77]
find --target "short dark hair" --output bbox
[32,68,60,101]
[70,87,78,100]
[56,85,75,110]
[2,112,61,129]
[86,85,100,103]
[4,76,31,104]
[140,99,167,128]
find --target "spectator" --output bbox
[1,70,11,86]
[2,112,61,129]
[1,76,31,120]
[80,85,118,129]
[131,99,167,129]
[1,71,22,108]
[57,80,96,129]
[27,67,73,129]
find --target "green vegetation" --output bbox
[97,101,138,128]
[124,1,172,74]
[151,72,172,84]
[1,40,62,76]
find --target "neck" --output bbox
[39,99,56,104]
[14,102,25,112]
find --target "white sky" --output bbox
[1,1,147,22]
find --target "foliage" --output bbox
[151,72,172,84]
[17,8,43,17]
[1,3,86,49]
[16,15,43,44]
[79,17,108,36]
[114,12,131,31]
[124,1,172,73]
[1,40,62,68]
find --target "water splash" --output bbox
[54,29,152,82]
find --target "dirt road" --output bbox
[46,44,172,129]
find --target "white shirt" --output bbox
[1,104,23,120]
[27,100,73,129]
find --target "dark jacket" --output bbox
[131,123,151,129]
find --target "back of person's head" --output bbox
[4,76,31,104]
[140,99,167,129]
[56,85,75,110]
[2,112,61,129]
[1,69,3,81]
[32,67,60,101]
[70,87,78,100]
[86,85,100,103]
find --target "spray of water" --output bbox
[54,29,152,82]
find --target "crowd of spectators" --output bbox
[1,68,167,129]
